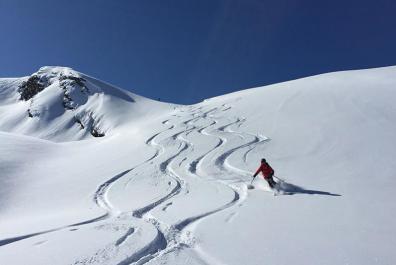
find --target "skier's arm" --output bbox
[253,165,262,178]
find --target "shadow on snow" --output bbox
[277,181,341,196]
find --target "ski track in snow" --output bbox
[0,103,271,265]
[103,103,271,265]
[113,104,270,265]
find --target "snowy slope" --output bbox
[0,66,169,141]
[0,66,395,265]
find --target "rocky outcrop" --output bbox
[18,75,47,101]
[75,111,106,138]
[18,67,107,138]
[91,127,105,137]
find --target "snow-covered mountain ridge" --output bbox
[0,66,395,265]
[0,66,169,141]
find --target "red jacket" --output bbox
[254,162,274,179]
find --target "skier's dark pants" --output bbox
[265,172,276,188]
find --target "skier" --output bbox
[252,158,277,188]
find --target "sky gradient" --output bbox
[0,0,395,104]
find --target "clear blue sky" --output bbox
[0,0,395,104]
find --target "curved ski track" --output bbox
[0,103,271,265]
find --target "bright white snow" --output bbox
[0,66,395,265]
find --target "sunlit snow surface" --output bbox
[0,66,395,265]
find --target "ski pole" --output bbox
[273,175,285,182]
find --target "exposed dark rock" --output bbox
[18,76,46,101]
[63,93,75,110]
[27,107,40,118]
[74,117,85,129]
[19,68,107,138]
[75,112,106,137]
[59,75,87,90]
[59,75,89,110]
[91,127,105,137]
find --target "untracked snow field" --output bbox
[0,66,395,265]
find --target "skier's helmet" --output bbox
[261,158,266,163]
